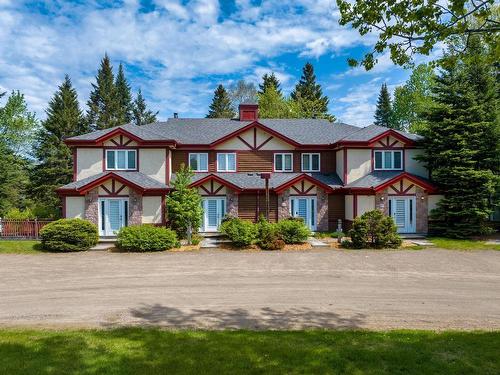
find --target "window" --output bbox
[301,153,320,172]
[189,153,208,171]
[374,150,403,170]
[274,153,293,172]
[106,149,136,170]
[217,153,236,172]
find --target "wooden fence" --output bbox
[0,219,53,239]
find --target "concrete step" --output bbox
[308,237,329,248]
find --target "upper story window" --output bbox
[106,149,136,170]
[374,150,403,170]
[301,153,320,172]
[274,153,293,172]
[189,153,208,172]
[217,153,236,172]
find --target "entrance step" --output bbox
[399,234,427,239]
[91,242,115,251]
[308,237,329,248]
[200,237,231,249]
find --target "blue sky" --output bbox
[0,0,439,126]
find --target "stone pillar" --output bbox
[316,188,329,232]
[84,187,99,226]
[277,188,291,220]
[375,188,389,215]
[226,189,238,217]
[129,189,143,225]
[415,186,428,233]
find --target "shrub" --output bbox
[256,218,285,250]
[4,208,35,220]
[347,210,402,249]
[116,225,178,252]
[276,218,311,244]
[40,218,98,252]
[220,217,257,247]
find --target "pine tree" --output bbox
[418,37,499,238]
[115,63,133,124]
[374,83,396,128]
[207,84,236,118]
[132,89,158,125]
[258,85,292,118]
[290,62,333,120]
[31,75,86,217]
[86,54,120,130]
[259,73,282,95]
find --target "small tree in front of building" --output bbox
[166,164,203,240]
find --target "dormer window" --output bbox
[106,149,137,170]
[374,150,403,170]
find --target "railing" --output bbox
[0,218,53,239]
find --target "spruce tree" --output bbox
[259,73,282,95]
[290,62,333,120]
[207,84,236,118]
[132,89,158,125]
[419,37,499,238]
[374,83,396,128]
[31,75,86,217]
[87,54,120,130]
[115,63,133,124]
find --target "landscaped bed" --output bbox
[0,328,498,374]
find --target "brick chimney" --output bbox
[239,103,259,121]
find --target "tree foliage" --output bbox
[115,63,133,125]
[374,83,397,128]
[132,89,158,125]
[337,0,500,70]
[206,84,235,118]
[259,73,282,96]
[228,80,258,110]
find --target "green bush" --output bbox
[256,218,285,250]
[276,218,311,244]
[220,217,257,247]
[347,210,402,249]
[4,208,35,220]
[40,218,98,252]
[116,225,178,252]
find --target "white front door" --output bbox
[201,198,226,232]
[99,198,128,236]
[389,196,416,233]
[289,196,316,231]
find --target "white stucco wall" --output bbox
[428,194,444,214]
[336,150,344,182]
[346,149,371,184]
[139,149,166,183]
[405,149,428,178]
[357,195,375,216]
[65,197,85,219]
[142,196,162,224]
[215,127,294,150]
[345,195,353,221]
[76,148,102,180]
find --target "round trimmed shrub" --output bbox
[257,218,285,250]
[220,217,257,247]
[116,225,178,252]
[40,218,98,252]
[276,218,311,244]
[347,210,402,249]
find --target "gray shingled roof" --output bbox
[59,171,168,190]
[345,171,431,189]
[340,124,422,142]
[67,123,171,141]
[172,172,343,190]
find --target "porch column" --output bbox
[375,188,389,215]
[316,188,329,232]
[415,186,428,233]
[84,187,99,226]
[277,188,291,220]
[226,189,239,217]
[129,189,143,225]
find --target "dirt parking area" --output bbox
[1,248,499,330]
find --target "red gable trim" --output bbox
[189,174,243,192]
[274,174,334,194]
[336,129,416,148]
[374,172,437,193]
[65,127,176,147]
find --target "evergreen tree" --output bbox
[87,54,120,130]
[259,73,282,95]
[132,89,158,125]
[374,83,396,128]
[207,84,236,118]
[258,85,292,118]
[115,63,133,124]
[31,75,86,218]
[291,62,333,120]
[418,37,499,238]
[0,143,29,215]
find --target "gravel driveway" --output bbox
[1,249,499,330]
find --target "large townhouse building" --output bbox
[58,103,442,237]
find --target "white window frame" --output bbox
[105,149,137,170]
[374,150,403,170]
[216,153,236,172]
[274,153,293,172]
[189,153,209,172]
[301,153,321,172]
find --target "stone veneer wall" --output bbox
[84,187,99,226]
[415,186,428,233]
[375,189,389,215]
[277,188,291,220]
[129,189,143,225]
[226,190,239,217]
[316,188,329,231]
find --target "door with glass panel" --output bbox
[289,196,316,231]
[389,196,416,233]
[98,198,128,236]
[201,198,226,232]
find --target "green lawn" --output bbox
[0,240,42,254]
[429,237,500,251]
[0,329,499,374]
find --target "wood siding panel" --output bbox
[237,151,273,172]
[171,150,187,172]
[328,194,345,231]
[238,192,278,222]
